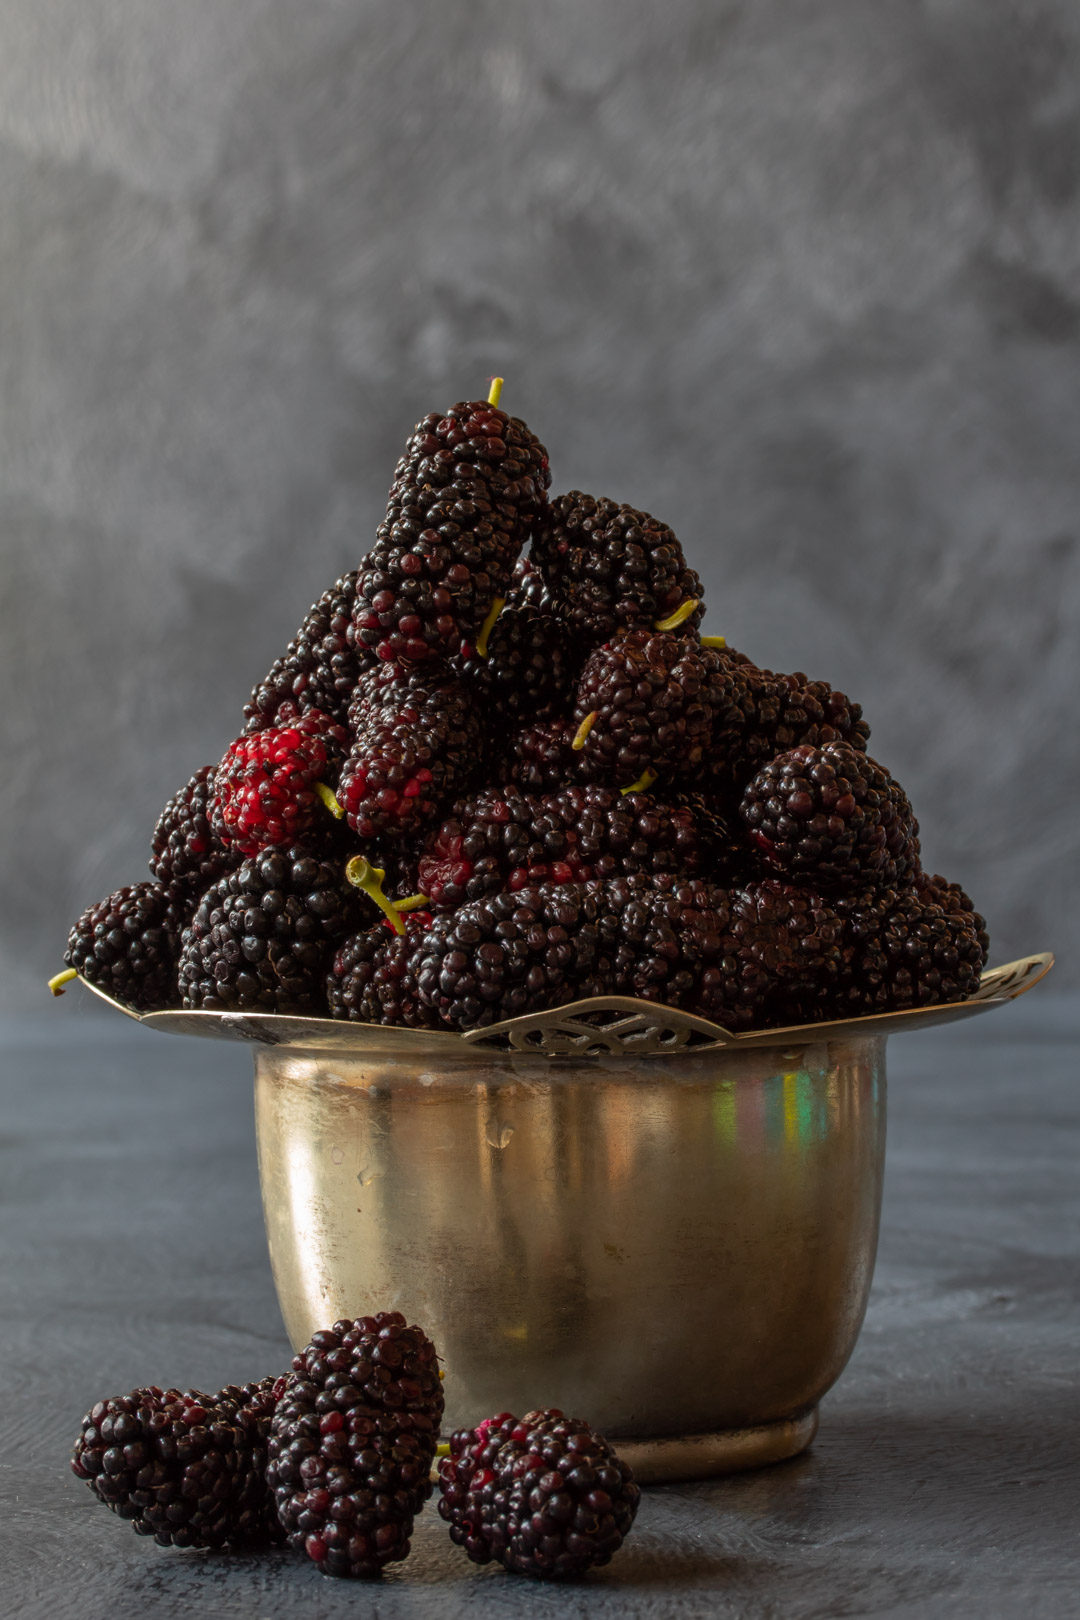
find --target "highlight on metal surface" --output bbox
[613,1411,821,1483]
[253,1022,888,1454]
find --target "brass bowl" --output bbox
[80,952,1052,1482]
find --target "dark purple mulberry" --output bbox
[71,1377,285,1548]
[455,565,577,724]
[245,569,366,731]
[412,784,711,911]
[65,881,183,1012]
[338,664,484,841]
[351,402,550,665]
[266,1314,443,1579]
[327,913,438,1028]
[414,885,612,1029]
[570,631,724,787]
[837,880,988,1013]
[916,871,990,963]
[739,742,920,893]
[533,491,704,643]
[705,879,849,1030]
[177,847,359,1014]
[589,873,731,1010]
[438,1408,639,1580]
[149,765,233,894]
[497,715,572,793]
[707,653,870,795]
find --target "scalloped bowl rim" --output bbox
[65,950,1055,1057]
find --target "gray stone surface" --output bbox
[1,0,1078,1008]
[1,988,1077,1617]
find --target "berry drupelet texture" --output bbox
[509,552,556,611]
[211,714,348,856]
[327,913,437,1028]
[351,402,550,665]
[497,715,572,793]
[837,879,988,1013]
[916,870,991,963]
[59,385,995,1038]
[593,873,731,1010]
[570,630,723,787]
[177,847,359,1014]
[150,765,233,895]
[65,881,183,1012]
[438,1408,640,1580]
[414,884,611,1029]
[533,491,704,644]
[244,570,366,732]
[267,1314,443,1579]
[455,566,577,725]
[739,742,920,894]
[560,786,706,881]
[413,784,709,912]
[707,652,871,796]
[71,1377,285,1549]
[338,664,485,841]
[706,879,848,1030]
[414,787,585,908]
[671,791,752,886]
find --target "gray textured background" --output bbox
[2,0,1078,1008]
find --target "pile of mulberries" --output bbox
[58,385,990,1029]
[71,1321,641,1583]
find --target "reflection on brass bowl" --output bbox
[80,953,1052,1482]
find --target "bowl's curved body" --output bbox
[254,1033,886,1476]
[75,952,1053,1479]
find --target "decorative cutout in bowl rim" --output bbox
[71,951,1055,1058]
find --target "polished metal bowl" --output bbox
[79,952,1052,1481]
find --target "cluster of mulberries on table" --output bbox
[59,388,989,1031]
[72,1314,639,1581]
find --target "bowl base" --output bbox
[613,1407,819,1482]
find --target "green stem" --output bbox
[48,968,78,996]
[571,711,598,751]
[621,767,658,796]
[475,597,506,660]
[654,598,700,632]
[315,781,345,819]
[346,857,406,935]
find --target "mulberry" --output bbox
[149,765,233,895]
[338,665,484,841]
[267,1314,442,1578]
[351,402,550,665]
[64,882,183,1012]
[211,720,345,856]
[570,631,723,787]
[533,491,703,644]
[177,847,358,1014]
[244,570,366,731]
[739,742,920,893]
[438,1408,639,1580]
[71,1377,284,1549]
